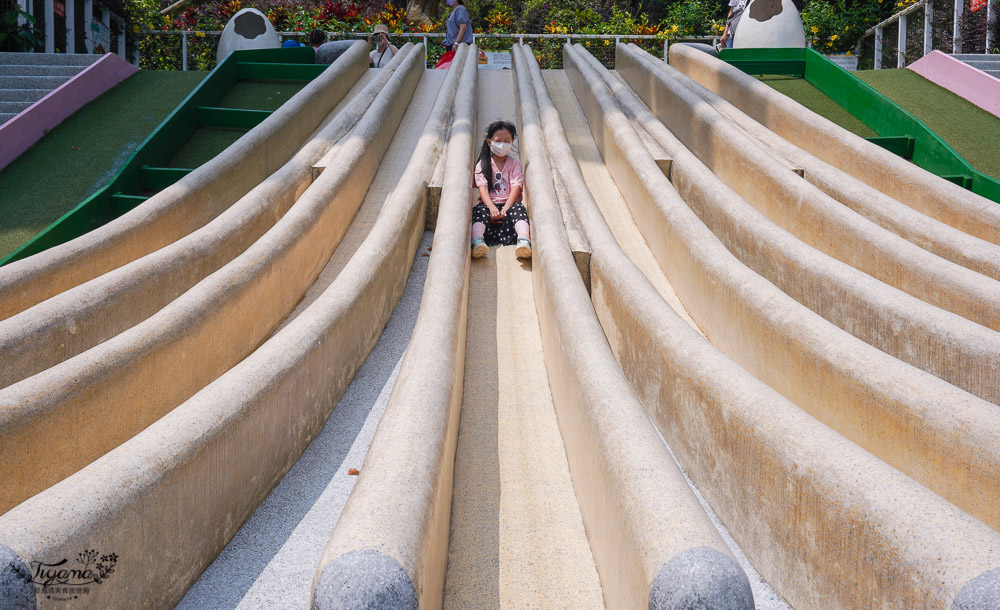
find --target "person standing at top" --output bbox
[443,0,474,54]
[719,0,750,49]
[369,23,398,67]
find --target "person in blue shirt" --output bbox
[443,0,473,53]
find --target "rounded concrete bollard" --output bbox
[649,547,754,610]
[312,550,418,610]
[0,545,34,609]
[953,568,1000,610]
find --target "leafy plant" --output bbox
[0,9,42,52]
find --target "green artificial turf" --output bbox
[855,68,1000,181]
[0,70,207,259]
[757,75,877,138]
[168,127,245,168]
[218,80,307,111]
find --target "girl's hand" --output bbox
[487,202,502,220]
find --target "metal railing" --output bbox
[863,0,997,69]
[140,30,719,71]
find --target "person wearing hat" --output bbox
[369,24,398,68]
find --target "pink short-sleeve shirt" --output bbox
[473,156,523,206]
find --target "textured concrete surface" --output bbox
[177,231,432,609]
[542,69,702,335]
[620,45,1000,345]
[0,43,449,609]
[0,46,426,515]
[0,62,384,390]
[313,44,476,610]
[442,66,604,608]
[594,46,1000,531]
[0,41,371,321]
[515,44,753,609]
[668,42,1000,247]
[563,41,1000,608]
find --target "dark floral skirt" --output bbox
[472,201,529,246]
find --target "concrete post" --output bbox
[181,30,188,70]
[117,16,124,56]
[44,0,54,52]
[65,0,73,52]
[924,0,933,55]
[101,6,108,52]
[875,26,883,69]
[898,12,908,66]
[16,0,26,27]
[987,0,995,51]
[83,0,91,52]
[953,0,963,53]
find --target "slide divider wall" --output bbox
[515,44,754,609]
[563,42,1000,608]
[617,43,1000,408]
[311,43,476,610]
[657,48,1000,283]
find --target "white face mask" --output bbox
[490,140,511,157]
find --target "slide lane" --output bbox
[176,65,452,609]
[442,69,604,608]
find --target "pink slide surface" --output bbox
[908,50,1000,120]
[0,53,138,171]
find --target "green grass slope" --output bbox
[0,70,206,259]
[855,68,1000,181]
[758,75,877,138]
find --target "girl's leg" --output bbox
[472,222,486,238]
[514,220,529,239]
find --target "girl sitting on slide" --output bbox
[471,120,531,259]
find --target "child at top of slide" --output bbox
[471,120,531,259]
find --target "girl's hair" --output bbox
[309,29,325,47]
[479,120,517,195]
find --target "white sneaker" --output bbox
[472,236,488,258]
[515,237,531,259]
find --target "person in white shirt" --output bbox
[369,24,398,68]
[720,0,750,49]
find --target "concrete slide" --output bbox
[1,39,999,610]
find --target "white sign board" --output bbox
[90,18,110,54]
[825,54,859,71]
[478,51,512,70]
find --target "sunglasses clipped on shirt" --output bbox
[493,171,503,192]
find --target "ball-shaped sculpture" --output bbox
[217,8,282,62]
[733,0,806,48]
